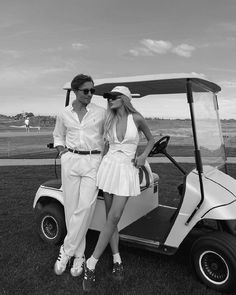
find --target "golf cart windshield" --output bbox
[191,81,226,173]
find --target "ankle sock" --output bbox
[113,253,122,264]
[86,255,98,270]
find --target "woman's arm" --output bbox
[133,113,155,167]
[101,140,109,157]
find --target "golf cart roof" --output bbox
[63,73,221,97]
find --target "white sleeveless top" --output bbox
[97,114,140,196]
[108,114,139,157]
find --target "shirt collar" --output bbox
[71,101,91,113]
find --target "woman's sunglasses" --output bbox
[78,88,95,95]
[104,94,121,101]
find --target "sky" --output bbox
[1,0,236,119]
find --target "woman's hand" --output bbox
[102,141,109,157]
[134,154,146,168]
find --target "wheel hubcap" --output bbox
[199,250,229,285]
[41,215,58,239]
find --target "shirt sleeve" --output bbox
[53,113,66,147]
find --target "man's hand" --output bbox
[57,146,68,158]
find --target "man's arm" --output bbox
[53,113,67,157]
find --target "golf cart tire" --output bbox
[190,232,236,293]
[36,203,66,245]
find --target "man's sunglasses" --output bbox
[78,88,95,95]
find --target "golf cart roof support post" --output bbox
[65,89,71,107]
[215,94,228,174]
[185,79,205,225]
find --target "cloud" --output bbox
[0,49,21,58]
[72,43,88,50]
[172,43,195,58]
[217,22,236,32]
[208,67,236,73]
[218,98,236,119]
[0,67,38,85]
[190,72,206,78]
[207,22,236,45]
[141,39,172,54]
[128,39,195,58]
[198,38,236,49]
[0,18,22,29]
[40,47,63,53]
[219,81,236,88]
[0,65,70,88]
[128,48,154,57]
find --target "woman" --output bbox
[83,86,155,292]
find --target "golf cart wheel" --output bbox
[190,232,236,293]
[36,203,66,245]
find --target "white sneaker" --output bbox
[70,256,85,277]
[54,245,71,275]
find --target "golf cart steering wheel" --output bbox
[149,136,170,155]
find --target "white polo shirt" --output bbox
[53,103,106,151]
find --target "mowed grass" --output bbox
[0,120,236,158]
[1,142,236,159]
[1,164,236,295]
[0,131,54,159]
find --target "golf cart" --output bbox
[33,74,236,293]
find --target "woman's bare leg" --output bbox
[103,193,119,255]
[92,195,128,260]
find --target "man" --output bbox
[53,74,106,277]
[24,117,30,132]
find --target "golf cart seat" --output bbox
[41,179,62,190]
[41,173,158,197]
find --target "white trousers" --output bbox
[60,151,102,257]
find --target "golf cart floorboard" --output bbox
[120,205,177,252]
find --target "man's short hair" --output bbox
[71,74,94,91]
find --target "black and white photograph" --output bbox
[1,0,236,294]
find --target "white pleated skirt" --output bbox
[96,151,140,197]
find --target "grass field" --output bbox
[0,118,236,158]
[1,164,236,295]
[1,134,236,159]
[1,119,236,294]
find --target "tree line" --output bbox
[13,113,56,127]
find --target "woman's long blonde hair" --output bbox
[103,95,140,141]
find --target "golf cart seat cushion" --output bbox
[42,179,62,190]
[42,173,158,195]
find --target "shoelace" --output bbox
[57,248,70,264]
[57,253,62,261]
